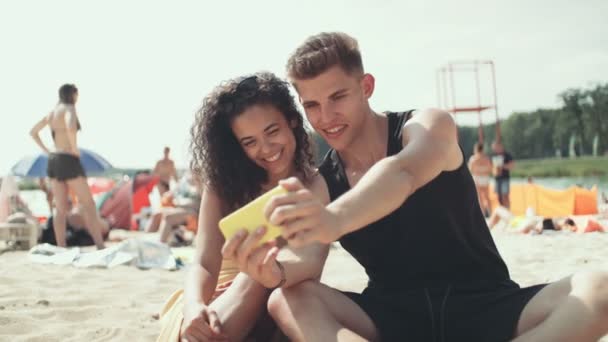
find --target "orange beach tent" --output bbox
[489,184,598,217]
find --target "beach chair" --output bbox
[0,221,39,250]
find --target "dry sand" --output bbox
[1,230,608,341]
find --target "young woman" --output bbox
[468,142,493,217]
[158,72,323,341]
[30,84,105,249]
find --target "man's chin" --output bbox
[322,134,348,150]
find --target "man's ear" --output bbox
[361,73,375,99]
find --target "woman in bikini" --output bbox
[158,72,326,341]
[468,142,493,217]
[30,84,106,249]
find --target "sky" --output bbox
[1,0,607,174]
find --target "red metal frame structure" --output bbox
[436,60,501,144]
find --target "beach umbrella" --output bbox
[10,148,113,178]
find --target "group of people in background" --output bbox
[468,139,514,216]
[27,84,195,249]
[145,148,201,245]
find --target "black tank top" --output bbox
[319,111,514,291]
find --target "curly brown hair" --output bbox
[190,72,315,211]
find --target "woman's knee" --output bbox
[54,207,68,220]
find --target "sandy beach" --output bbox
[1,230,607,341]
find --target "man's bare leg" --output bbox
[501,194,511,209]
[268,280,379,342]
[158,210,189,243]
[514,271,608,341]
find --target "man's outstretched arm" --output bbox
[328,108,461,235]
[269,109,462,247]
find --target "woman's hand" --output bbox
[221,228,283,289]
[265,177,344,248]
[181,301,227,342]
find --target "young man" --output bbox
[153,146,178,195]
[254,32,607,341]
[491,140,514,208]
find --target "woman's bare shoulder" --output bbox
[48,107,65,123]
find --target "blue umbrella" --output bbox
[11,148,113,178]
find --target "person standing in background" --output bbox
[468,142,492,217]
[153,146,178,196]
[30,84,106,249]
[491,140,514,209]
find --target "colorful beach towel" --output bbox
[29,238,178,269]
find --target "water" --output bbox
[18,177,608,218]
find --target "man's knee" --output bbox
[573,271,608,316]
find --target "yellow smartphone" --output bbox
[218,185,287,244]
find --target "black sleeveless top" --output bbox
[318,111,514,291]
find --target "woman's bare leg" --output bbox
[475,185,484,208]
[158,210,189,243]
[67,177,105,249]
[208,273,274,341]
[479,185,491,215]
[50,179,69,247]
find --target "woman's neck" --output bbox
[264,164,298,191]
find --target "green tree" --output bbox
[559,89,588,154]
[583,84,608,154]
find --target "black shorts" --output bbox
[47,153,86,181]
[343,281,546,342]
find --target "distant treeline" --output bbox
[313,83,608,163]
[459,83,608,159]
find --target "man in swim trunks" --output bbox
[251,32,608,341]
[153,146,178,195]
[492,140,514,209]
[468,142,493,217]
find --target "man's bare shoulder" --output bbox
[402,108,461,171]
[403,108,457,143]
[408,108,454,127]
